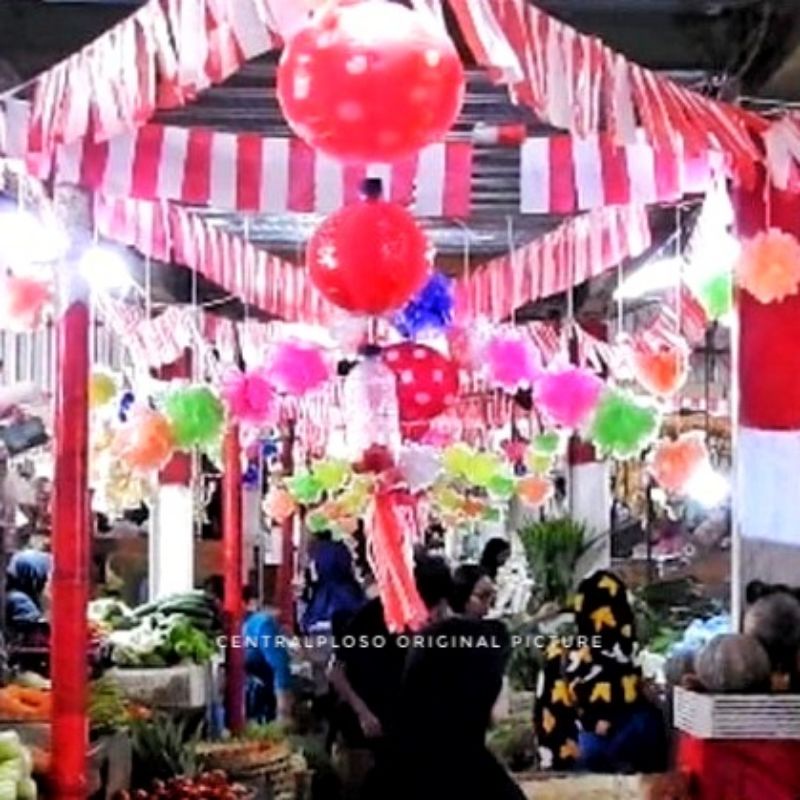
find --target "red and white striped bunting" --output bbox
[521,132,720,214]
[53,123,473,217]
[455,205,652,322]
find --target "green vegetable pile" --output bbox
[105,592,220,668]
[0,732,36,800]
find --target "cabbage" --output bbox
[0,757,23,784]
[0,778,15,800]
[0,733,20,763]
[17,777,37,800]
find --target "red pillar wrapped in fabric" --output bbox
[222,425,245,733]
[732,172,800,603]
[51,236,91,795]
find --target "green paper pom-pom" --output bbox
[465,452,502,488]
[442,443,474,478]
[589,389,660,459]
[164,386,224,450]
[312,459,351,492]
[697,272,733,321]
[288,472,324,505]
[488,474,516,499]
[533,431,561,455]
[307,512,332,534]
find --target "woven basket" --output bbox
[197,741,292,775]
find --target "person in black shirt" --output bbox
[328,555,452,799]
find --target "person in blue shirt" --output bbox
[6,550,51,626]
[242,586,294,723]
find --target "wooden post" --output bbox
[51,185,92,798]
[222,425,245,733]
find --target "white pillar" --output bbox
[153,483,194,598]
[569,441,611,579]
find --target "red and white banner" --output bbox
[447,0,767,183]
[454,204,651,321]
[53,123,473,217]
[522,131,720,214]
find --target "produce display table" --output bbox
[107,663,214,709]
[515,772,685,799]
[677,733,800,800]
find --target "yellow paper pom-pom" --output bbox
[90,372,118,409]
[736,228,800,304]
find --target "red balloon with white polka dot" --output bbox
[276,1,465,163]
[382,342,459,424]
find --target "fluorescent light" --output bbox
[0,210,68,266]
[614,257,684,300]
[685,463,729,508]
[79,245,132,292]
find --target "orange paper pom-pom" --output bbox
[650,433,708,494]
[630,337,689,398]
[0,275,52,331]
[517,475,554,507]
[114,409,175,473]
[265,488,297,523]
[736,228,800,304]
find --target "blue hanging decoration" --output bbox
[393,273,454,339]
[118,391,136,423]
[262,438,279,460]
[242,462,260,489]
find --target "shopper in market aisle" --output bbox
[5,549,51,626]
[534,570,667,774]
[302,529,366,635]
[242,586,294,724]
[451,564,497,619]
[330,554,453,800]
[480,537,511,581]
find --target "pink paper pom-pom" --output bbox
[221,368,277,426]
[535,366,603,429]
[268,340,331,397]
[483,331,540,392]
[736,228,800,304]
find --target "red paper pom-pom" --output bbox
[382,343,459,423]
[307,196,431,315]
[0,275,51,331]
[736,228,800,304]
[629,336,690,398]
[277,2,464,162]
[650,433,708,494]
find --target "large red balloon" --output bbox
[308,196,431,314]
[277,1,465,162]
[382,343,459,423]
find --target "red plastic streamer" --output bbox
[367,490,428,633]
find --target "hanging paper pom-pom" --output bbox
[526,432,563,475]
[464,451,502,488]
[650,433,709,494]
[265,488,297,523]
[447,324,486,370]
[695,272,733,321]
[313,459,352,492]
[118,391,136,423]
[268,340,331,397]
[735,228,800,304]
[90,372,118,409]
[421,412,462,448]
[221,368,277,427]
[629,336,690,398]
[0,274,51,331]
[535,367,603,428]
[287,472,325,505]
[393,274,454,339]
[398,445,442,493]
[354,444,395,475]
[517,475,553,507]
[589,390,660,458]
[488,474,516,499]
[502,439,528,465]
[442,443,474,478]
[483,331,540,392]
[114,408,175,473]
[164,386,225,449]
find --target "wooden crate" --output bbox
[674,686,800,740]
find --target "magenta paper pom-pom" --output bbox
[483,331,541,392]
[535,367,603,429]
[221,368,277,427]
[268,341,332,397]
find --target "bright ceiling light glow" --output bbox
[79,245,132,292]
[685,463,730,509]
[0,210,68,267]
[614,257,685,300]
